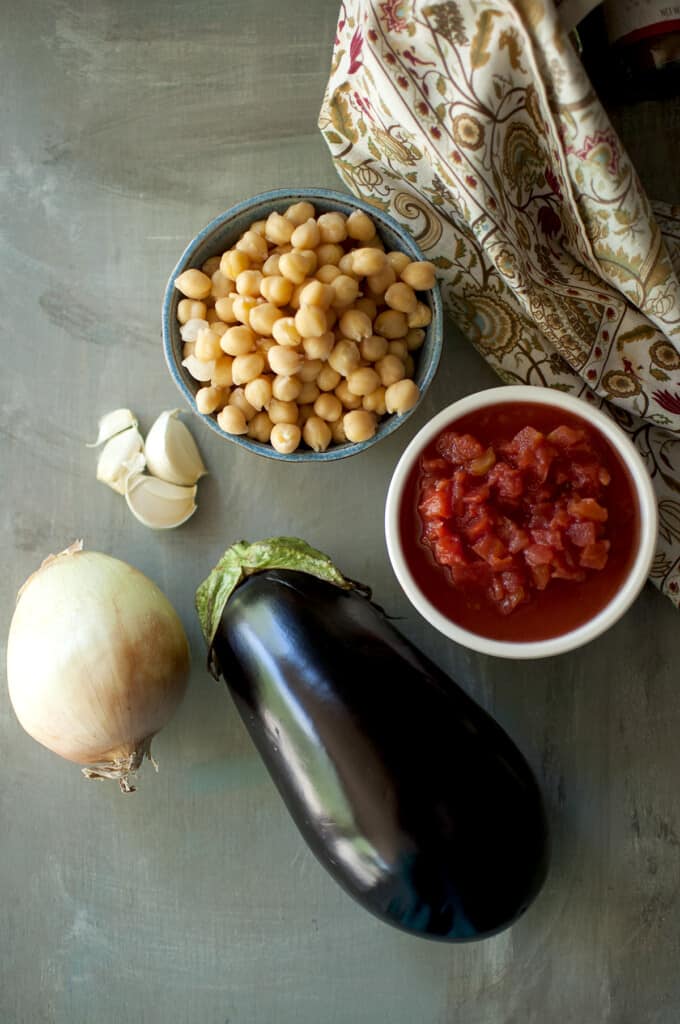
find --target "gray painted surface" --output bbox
[1,3,679,1022]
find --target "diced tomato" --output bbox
[579,540,610,570]
[570,460,605,493]
[524,543,554,567]
[472,534,513,570]
[462,484,491,505]
[567,520,597,548]
[487,462,523,500]
[433,533,467,567]
[418,478,452,518]
[529,564,551,590]
[531,527,564,551]
[547,425,586,449]
[436,432,484,463]
[464,512,495,541]
[568,497,608,522]
[497,516,529,553]
[422,456,450,475]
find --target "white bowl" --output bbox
[385,386,658,659]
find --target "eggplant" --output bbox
[197,539,548,942]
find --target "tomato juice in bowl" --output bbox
[385,387,658,659]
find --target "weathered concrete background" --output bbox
[1,2,679,1022]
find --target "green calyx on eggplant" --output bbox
[197,537,549,942]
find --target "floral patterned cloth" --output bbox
[319,0,680,605]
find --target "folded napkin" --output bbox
[319,0,680,605]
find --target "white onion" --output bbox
[6,541,190,792]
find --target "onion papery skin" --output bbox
[7,545,190,791]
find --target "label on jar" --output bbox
[605,0,680,44]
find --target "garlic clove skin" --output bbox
[96,427,145,494]
[87,408,138,448]
[182,355,215,383]
[144,409,207,486]
[125,473,197,530]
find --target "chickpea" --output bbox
[257,337,276,356]
[195,327,223,362]
[289,279,312,311]
[405,327,426,351]
[366,264,396,296]
[298,380,321,405]
[408,302,432,328]
[265,211,294,246]
[297,249,317,275]
[273,243,293,255]
[339,309,373,342]
[331,417,348,444]
[388,340,408,360]
[297,404,316,428]
[270,422,301,454]
[229,387,257,422]
[177,298,208,324]
[217,405,248,435]
[212,322,227,337]
[300,280,334,309]
[330,274,360,308]
[210,270,233,299]
[268,345,304,376]
[314,392,342,422]
[249,302,284,336]
[195,386,224,415]
[295,305,327,339]
[374,309,408,339]
[271,317,302,348]
[347,367,381,397]
[232,295,260,326]
[303,416,332,452]
[335,380,362,410]
[284,201,316,226]
[376,354,406,387]
[360,335,389,362]
[362,235,385,251]
[386,251,411,275]
[211,355,234,389]
[214,295,237,323]
[326,308,338,331]
[400,260,436,291]
[236,229,269,263]
[298,358,323,382]
[236,269,263,297]
[232,352,266,386]
[303,332,334,361]
[272,374,302,402]
[269,398,299,425]
[317,365,341,392]
[259,275,293,307]
[338,252,356,276]
[384,281,418,314]
[279,251,309,285]
[317,211,347,244]
[221,325,256,356]
[351,247,386,277]
[343,409,377,443]
[328,339,361,376]
[262,252,281,276]
[244,375,273,410]
[206,307,220,324]
[248,410,273,443]
[182,341,196,359]
[291,218,321,250]
[346,210,376,242]
[316,243,344,267]
[201,255,221,276]
[385,378,420,414]
[354,297,377,320]
[175,269,212,300]
[316,263,342,284]
[363,386,387,416]
[251,219,267,236]
[220,250,250,279]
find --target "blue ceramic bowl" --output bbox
[162,188,443,461]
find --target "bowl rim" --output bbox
[384,385,658,660]
[161,187,444,462]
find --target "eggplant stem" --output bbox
[81,735,156,793]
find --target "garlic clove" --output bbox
[180,318,209,343]
[96,428,145,495]
[144,409,207,486]
[181,355,215,383]
[87,408,138,448]
[125,474,197,530]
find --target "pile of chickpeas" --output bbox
[174,201,436,455]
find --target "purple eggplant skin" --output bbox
[213,569,549,942]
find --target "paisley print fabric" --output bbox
[319,0,680,604]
